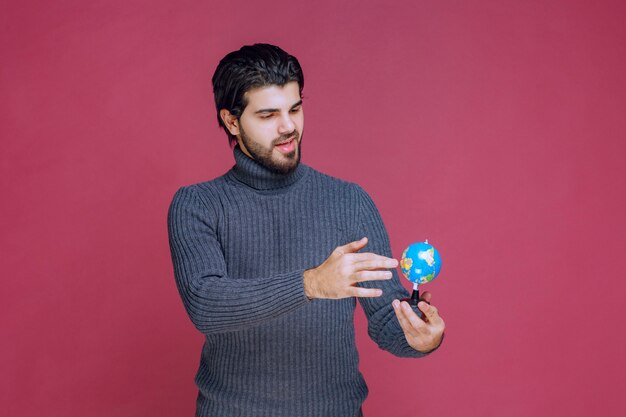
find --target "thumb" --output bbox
[335,237,368,255]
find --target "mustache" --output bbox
[272,130,300,146]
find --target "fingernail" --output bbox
[392,300,400,308]
[385,271,392,278]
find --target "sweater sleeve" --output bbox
[167,185,310,335]
[353,184,442,358]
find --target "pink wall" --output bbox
[2,0,625,416]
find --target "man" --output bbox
[168,43,445,417]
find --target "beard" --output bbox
[239,126,303,175]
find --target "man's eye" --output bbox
[259,114,273,119]
[290,107,301,113]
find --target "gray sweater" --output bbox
[168,146,429,417]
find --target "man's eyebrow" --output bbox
[254,100,303,114]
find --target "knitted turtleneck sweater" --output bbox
[168,146,429,417]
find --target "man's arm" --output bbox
[352,184,445,357]
[167,186,309,335]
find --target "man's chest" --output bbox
[216,193,353,278]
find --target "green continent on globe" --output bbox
[420,273,435,284]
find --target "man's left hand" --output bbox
[392,291,445,353]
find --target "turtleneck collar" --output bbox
[228,145,308,191]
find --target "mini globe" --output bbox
[400,241,442,285]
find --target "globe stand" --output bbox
[400,283,429,319]
[401,284,421,306]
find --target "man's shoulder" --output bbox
[168,173,231,211]
[306,166,382,216]
[305,165,362,193]
[177,170,235,193]
[188,173,230,192]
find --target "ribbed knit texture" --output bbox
[168,146,428,417]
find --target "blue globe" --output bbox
[400,241,442,284]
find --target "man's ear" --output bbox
[220,109,240,136]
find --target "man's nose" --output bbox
[278,113,295,134]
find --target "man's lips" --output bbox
[275,136,296,146]
[275,136,297,153]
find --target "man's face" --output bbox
[234,81,304,175]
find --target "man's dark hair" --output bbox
[212,43,304,146]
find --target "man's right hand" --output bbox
[303,237,399,299]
